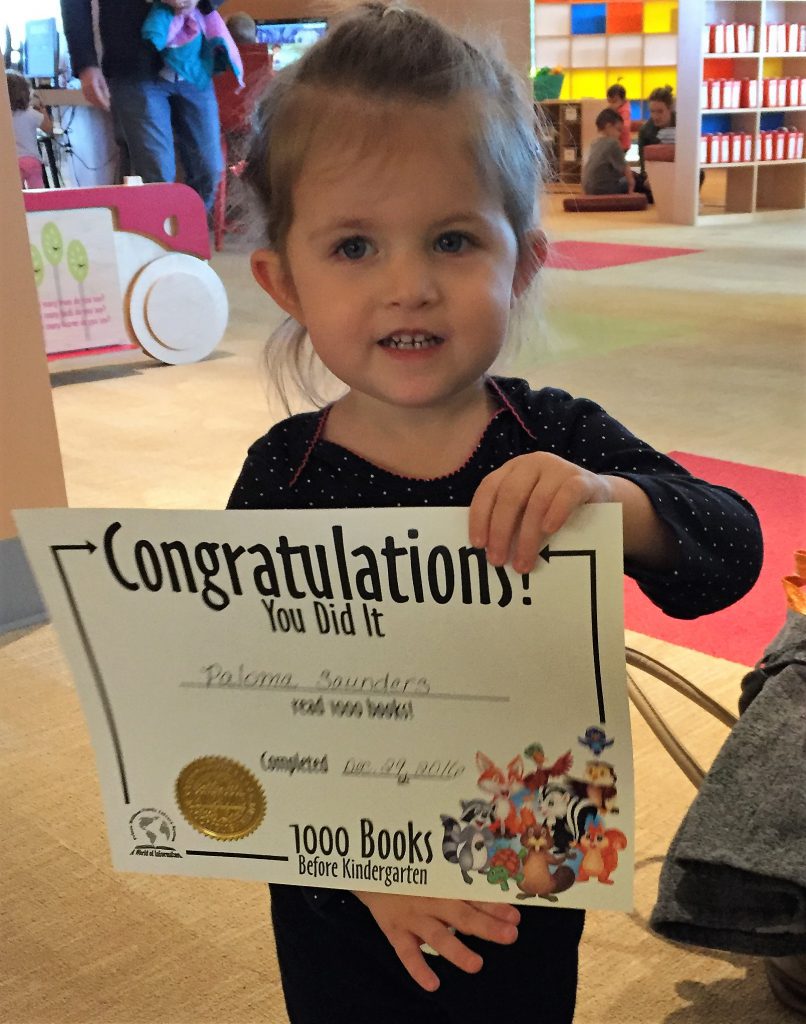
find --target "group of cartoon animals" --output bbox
[440,730,627,901]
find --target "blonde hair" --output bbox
[244,1,546,410]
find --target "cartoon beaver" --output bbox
[575,822,627,884]
[516,824,576,902]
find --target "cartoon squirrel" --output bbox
[516,823,575,902]
[574,822,627,885]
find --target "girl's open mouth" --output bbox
[379,333,444,350]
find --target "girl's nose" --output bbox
[386,254,439,308]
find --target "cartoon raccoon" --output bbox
[440,798,495,884]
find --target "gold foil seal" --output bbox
[175,756,266,840]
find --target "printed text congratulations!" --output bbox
[100,522,531,612]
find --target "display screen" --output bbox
[24,18,59,80]
[254,19,327,70]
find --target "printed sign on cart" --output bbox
[16,506,634,909]
[27,207,127,353]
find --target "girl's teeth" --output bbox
[385,334,439,349]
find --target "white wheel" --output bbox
[127,253,228,364]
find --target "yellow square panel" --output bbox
[570,69,608,100]
[644,1,678,34]
[560,74,572,100]
[606,68,643,101]
[643,67,677,98]
[762,58,784,77]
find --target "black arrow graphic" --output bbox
[51,541,130,804]
[539,545,605,723]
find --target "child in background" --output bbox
[228,3,762,1021]
[582,108,635,195]
[606,81,632,153]
[6,70,53,189]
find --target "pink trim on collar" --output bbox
[289,405,331,487]
[485,377,538,440]
[287,379,534,487]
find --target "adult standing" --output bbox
[61,0,224,211]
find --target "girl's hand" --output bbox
[469,453,613,573]
[353,891,520,991]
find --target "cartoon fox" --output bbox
[476,752,535,837]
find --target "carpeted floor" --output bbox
[625,454,806,666]
[545,240,702,271]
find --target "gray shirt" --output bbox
[582,136,627,195]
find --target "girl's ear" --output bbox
[512,230,548,303]
[251,249,304,323]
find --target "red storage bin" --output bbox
[700,135,709,163]
[787,78,799,106]
[761,131,773,160]
[743,132,753,162]
[795,131,805,159]
[720,134,730,162]
[709,79,723,108]
[785,130,798,159]
[701,81,709,109]
[711,23,726,53]
[709,134,721,163]
[764,78,779,106]
[774,130,786,160]
[801,78,806,105]
[729,133,743,162]
[785,23,798,51]
[778,78,789,106]
[725,23,736,53]
[727,79,741,107]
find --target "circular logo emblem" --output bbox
[129,808,177,849]
[175,756,266,841]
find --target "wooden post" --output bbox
[0,91,68,632]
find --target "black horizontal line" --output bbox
[180,683,507,702]
[185,850,289,861]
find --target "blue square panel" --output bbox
[571,3,607,34]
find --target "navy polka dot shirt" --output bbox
[228,376,763,619]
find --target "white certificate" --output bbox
[16,506,634,910]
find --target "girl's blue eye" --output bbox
[337,237,368,260]
[435,232,468,254]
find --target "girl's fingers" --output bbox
[417,923,484,974]
[467,901,521,925]
[468,463,514,549]
[389,932,441,991]
[449,903,519,945]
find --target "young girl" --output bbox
[606,81,632,153]
[227,4,762,1021]
[6,70,53,189]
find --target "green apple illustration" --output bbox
[41,222,63,264]
[30,244,44,287]
[67,239,92,342]
[42,221,65,326]
[67,240,89,283]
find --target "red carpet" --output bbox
[624,453,806,666]
[546,240,701,271]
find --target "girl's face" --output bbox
[649,100,672,127]
[253,100,540,417]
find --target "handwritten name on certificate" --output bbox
[16,506,633,909]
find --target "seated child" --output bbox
[582,108,635,196]
[6,70,53,189]
[606,82,632,153]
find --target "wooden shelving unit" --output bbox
[673,0,806,222]
[537,99,584,184]
[533,1,680,106]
